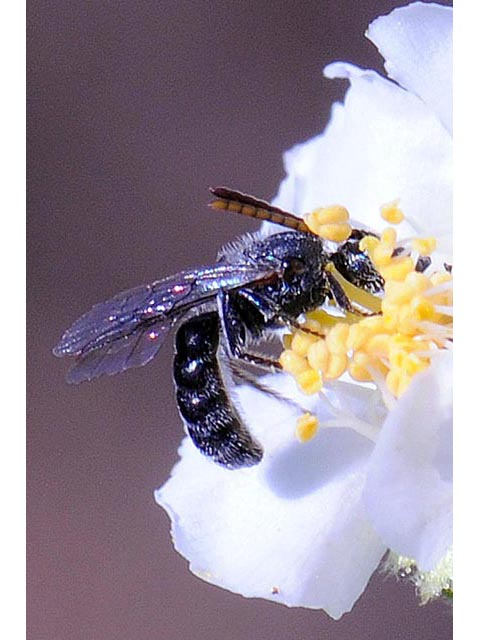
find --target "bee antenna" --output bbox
[209,186,311,233]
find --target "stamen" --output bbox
[433,304,453,317]
[412,237,437,256]
[380,200,405,225]
[424,280,453,298]
[319,415,380,443]
[364,363,397,410]
[279,198,452,441]
[305,205,352,242]
[296,369,323,395]
[295,413,319,442]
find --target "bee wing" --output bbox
[53,264,274,383]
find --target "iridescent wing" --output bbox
[53,264,274,383]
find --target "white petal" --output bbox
[367,2,452,133]
[273,64,452,255]
[156,375,386,619]
[364,351,452,571]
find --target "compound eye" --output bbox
[282,257,307,282]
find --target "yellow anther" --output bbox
[404,271,431,294]
[412,237,437,256]
[308,205,350,224]
[380,256,415,281]
[388,335,424,369]
[307,339,329,371]
[347,323,372,350]
[324,353,347,379]
[290,331,318,357]
[296,369,323,395]
[381,309,400,332]
[295,413,319,443]
[386,368,410,397]
[364,333,391,357]
[383,281,413,305]
[362,315,390,333]
[403,353,428,377]
[279,205,450,402]
[373,242,394,267]
[315,223,352,243]
[279,350,310,375]
[348,359,373,382]
[305,207,352,242]
[388,334,416,354]
[389,348,407,370]
[381,200,405,224]
[359,235,380,255]
[410,296,436,321]
[381,227,397,246]
[325,323,350,354]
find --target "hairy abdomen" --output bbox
[173,312,263,468]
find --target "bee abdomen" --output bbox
[173,312,263,468]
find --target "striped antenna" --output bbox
[209,187,310,233]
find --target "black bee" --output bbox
[53,188,383,469]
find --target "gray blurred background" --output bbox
[27,1,452,638]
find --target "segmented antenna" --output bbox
[209,186,310,233]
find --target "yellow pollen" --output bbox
[380,200,405,224]
[308,205,349,224]
[381,227,397,246]
[307,339,329,371]
[348,362,372,382]
[295,413,319,443]
[290,331,318,357]
[386,368,411,397]
[324,352,348,379]
[380,256,415,282]
[279,350,310,375]
[412,237,437,256]
[410,297,436,321]
[279,201,452,404]
[305,206,352,243]
[347,323,373,350]
[359,235,380,255]
[325,323,350,354]
[373,242,394,267]
[348,352,374,382]
[296,368,323,394]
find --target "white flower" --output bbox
[155,2,452,619]
[365,350,452,572]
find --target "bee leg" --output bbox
[218,290,248,357]
[219,290,282,373]
[229,361,310,413]
[219,289,277,358]
[233,350,282,373]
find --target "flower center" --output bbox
[280,201,453,425]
